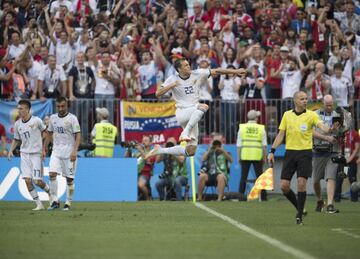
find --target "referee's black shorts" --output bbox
[281,150,312,180]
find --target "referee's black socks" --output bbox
[297,192,307,217]
[284,189,298,210]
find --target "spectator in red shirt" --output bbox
[0,123,7,156]
[335,128,360,202]
[125,135,160,200]
[265,44,282,99]
[207,0,229,32]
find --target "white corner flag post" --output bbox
[190,156,196,203]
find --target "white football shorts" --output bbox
[49,155,77,179]
[20,153,43,180]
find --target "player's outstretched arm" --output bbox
[155,81,178,97]
[210,68,247,77]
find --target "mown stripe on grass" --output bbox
[196,203,317,259]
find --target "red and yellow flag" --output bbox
[247,168,274,201]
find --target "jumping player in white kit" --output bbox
[8,100,50,210]
[146,58,245,158]
[44,96,81,211]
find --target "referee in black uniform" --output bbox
[268,91,339,225]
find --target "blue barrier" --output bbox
[0,144,285,201]
[0,158,137,202]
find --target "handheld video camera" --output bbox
[120,140,138,149]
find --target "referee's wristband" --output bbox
[269,148,276,154]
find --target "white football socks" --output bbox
[157,146,186,156]
[66,182,74,205]
[49,178,58,203]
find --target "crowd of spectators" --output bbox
[2,0,360,142]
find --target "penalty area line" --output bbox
[195,203,317,259]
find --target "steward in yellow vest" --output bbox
[91,107,118,157]
[237,110,267,201]
[239,123,265,161]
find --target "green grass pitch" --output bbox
[1,196,359,259]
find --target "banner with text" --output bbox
[120,101,182,143]
[0,100,53,142]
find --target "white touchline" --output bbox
[332,228,360,239]
[196,203,317,259]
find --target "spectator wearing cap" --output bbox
[237,109,268,201]
[91,107,118,158]
[68,52,95,100]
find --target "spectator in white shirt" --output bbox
[219,64,241,142]
[94,51,120,99]
[330,62,354,109]
[37,55,67,100]
[8,31,26,60]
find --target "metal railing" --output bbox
[62,98,360,144]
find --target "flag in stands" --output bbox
[120,101,182,144]
[247,168,274,200]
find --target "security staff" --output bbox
[268,91,339,225]
[237,110,267,201]
[312,95,342,213]
[91,107,117,157]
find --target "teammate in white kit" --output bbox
[146,58,245,158]
[8,100,50,210]
[44,97,81,211]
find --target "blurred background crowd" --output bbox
[1,0,360,143]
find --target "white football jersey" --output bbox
[47,113,81,159]
[14,116,46,154]
[162,69,211,108]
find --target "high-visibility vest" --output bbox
[239,123,264,161]
[94,122,117,157]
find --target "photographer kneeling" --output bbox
[155,137,188,201]
[312,95,350,213]
[198,137,232,201]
